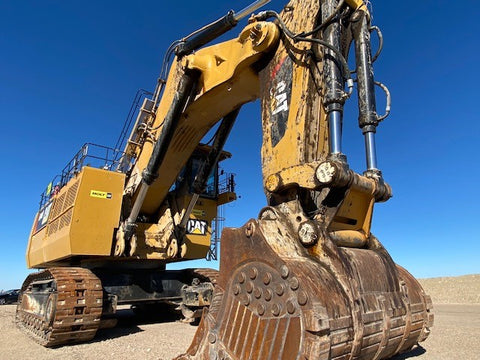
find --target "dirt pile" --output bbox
[419,274,480,304]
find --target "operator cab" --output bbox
[171,144,235,200]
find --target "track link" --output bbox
[16,267,103,347]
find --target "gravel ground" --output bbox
[0,305,197,360]
[418,274,480,304]
[0,274,478,360]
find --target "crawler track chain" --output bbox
[16,267,103,347]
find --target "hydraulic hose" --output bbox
[254,10,352,83]
[369,25,383,63]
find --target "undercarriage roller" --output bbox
[178,219,433,360]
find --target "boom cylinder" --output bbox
[122,72,197,243]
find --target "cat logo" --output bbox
[271,80,289,116]
[186,219,208,235]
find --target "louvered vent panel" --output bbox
[63,180,79,212]
[59,208,73,230]
[47,218,60,236]
[50,193,66,220]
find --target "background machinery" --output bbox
[17,0,433,358]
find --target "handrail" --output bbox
[38,143,125,209]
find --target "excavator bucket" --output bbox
[177,214,433,360]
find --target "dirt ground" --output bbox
[0,274,478,360]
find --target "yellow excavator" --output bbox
[17,0,433,358]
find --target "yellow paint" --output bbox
[261,0,329,186]
[265,163,322,192]
[127,21,279,215]
[132,195,218,261]
[329,188,373,232]
[26,167,125,268]
[217,192,237,206]
[180,196,218,260]
[26,7,378,271]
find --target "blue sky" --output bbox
[1,0,479,290]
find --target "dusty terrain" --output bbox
[0,274,478,360]
[418,274,480,304]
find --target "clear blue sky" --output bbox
[1,0,479,290]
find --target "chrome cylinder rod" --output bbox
[328,110,343,154]
[364,131,378,170]
[126,182,148,226]
[234,0,271,21]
